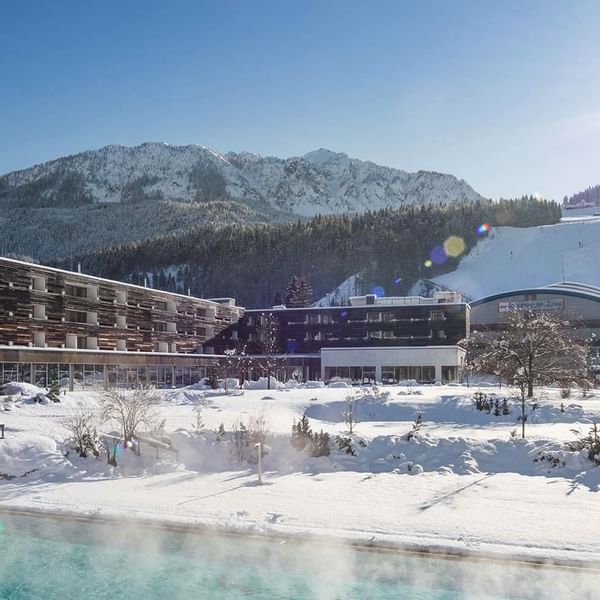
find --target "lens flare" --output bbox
[476,223,491,236]
[393,277,402,285]
[430,245,448,265]
[340,310,348,319]
[424,259,432,268]
[443,236,465,258]
[371,286,385,297]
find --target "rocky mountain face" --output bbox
[0,143,483,217]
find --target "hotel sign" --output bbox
[498,299,564,313]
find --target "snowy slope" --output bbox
[432,218,600,300]
[0,143,483,217]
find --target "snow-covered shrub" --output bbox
[191,406,204,434]
[231,412,271,463]
[407,413,423,441]
[568,421,600,465]
[560,386,571,399]
[342,393,359,434]
[310,430,330,457]
[215,422,226,441]
[473,391,490,413]
[335,435,356,456]
[290,414,330,457]
[46,380,61,403]
[63,410,102,458]
[291,414,312,451]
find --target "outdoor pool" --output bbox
[0,513,598,599]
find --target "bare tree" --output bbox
[63,409,102,458]
[342,393,359,434]
[255,313,282,390]
[466,310,591,438]
[101,385,161,448]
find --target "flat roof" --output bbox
[0,256,243,310]
[245,302,467,313]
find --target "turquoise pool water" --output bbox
[0,513,598,599]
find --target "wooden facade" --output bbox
[0,257,243,354]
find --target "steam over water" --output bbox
[0,514,598,599]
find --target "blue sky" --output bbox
[1,0,600,200]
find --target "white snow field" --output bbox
[433,218,600,300]
[1,382,599,565]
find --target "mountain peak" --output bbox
[302,148,348,166]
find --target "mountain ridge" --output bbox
[0,142,484,217]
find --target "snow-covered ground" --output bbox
[1,382,599,565]
[432,219,600,300]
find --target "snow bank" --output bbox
[243,377,285,390]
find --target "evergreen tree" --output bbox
[284,275,313,307]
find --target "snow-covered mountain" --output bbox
[0,143,483,216]
[430,217,600,300]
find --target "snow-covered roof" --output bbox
[0,256,238,309]
[471,282,600,306]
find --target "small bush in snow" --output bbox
[335,435,356,456]
[46,380,61,403]
[310,430,330,457]
[342,393,359,434]
[291,414,312,451]
[191,407,204,434]
[560,387,571,399]
[215,422,226,441]
[63,410,102,458]
[473,391,491,413]
[231,412,271,463]
[569,421,600,465]
[407,413,423,441]
[291,414,330,457]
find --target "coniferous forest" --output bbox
[56,197,561,308]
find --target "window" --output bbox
[437,329,447,339]
[116,315,127,329]
[382,312,394,323]
[307,314,319,325]
[116,339,127,351]
[154,321,167,332]
[65,284,88,298]
[367,312,381,322]
[115,290,127,305]
[442,366,458,383]
[32,276,46,292]
[66,310,87,324]
[196,308,207,318]
[167,322,177,333]
[32,304,46,319]
[33,332,45,347]
[155,300,167,311]
[321,314,331,324]
[430,310,445,321]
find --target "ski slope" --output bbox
[433,218,600,300]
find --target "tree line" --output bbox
[58,197,562,308]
